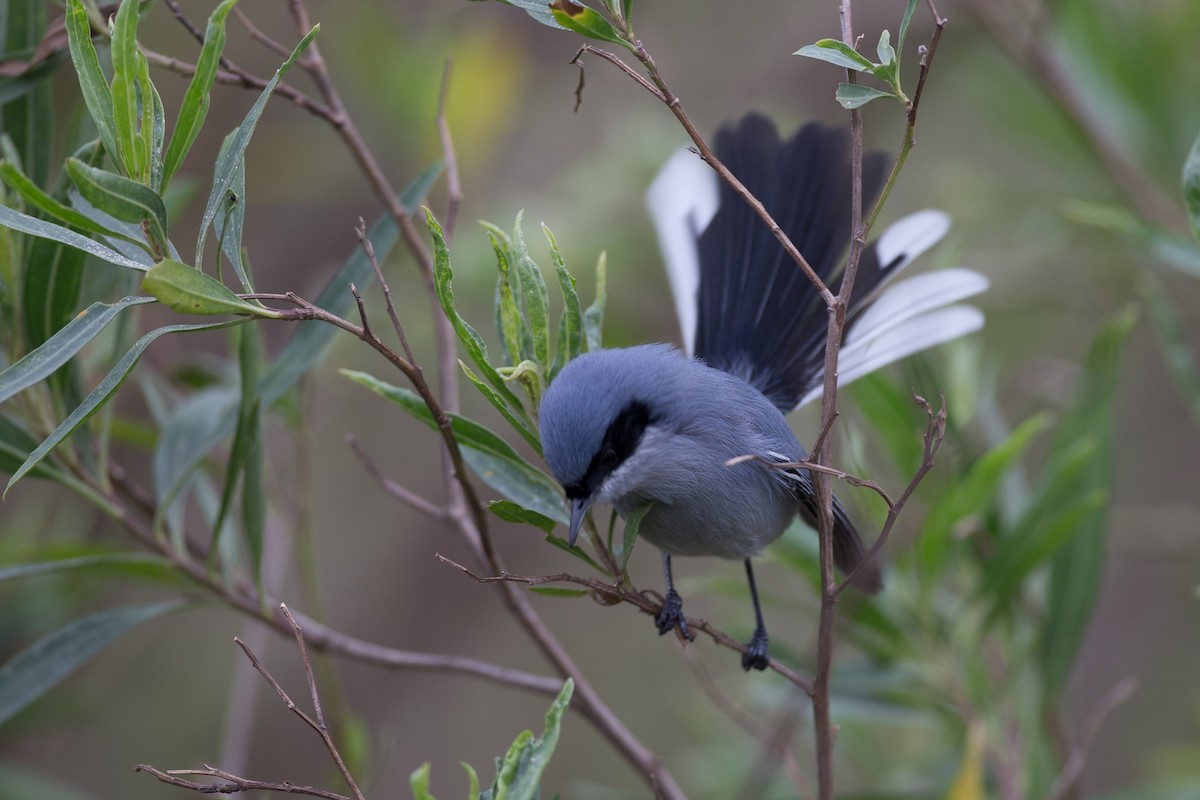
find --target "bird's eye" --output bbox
[599,447,618,470]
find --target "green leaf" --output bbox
[460,361,541,455]
[918,411,1054,576]
[549,1,628,47]
[427,210,526,413]
[0,200,147,272]
[896,0,920,54]
[109,0,145,181]
[0,601,185,726]
[0,295,154,405]
[615,501,651,572]
[2,0,52,188]
[342,369,565,521]
[213,129,251,291]
[835,83,896,109]
[1039,307,1136,698]
[490,229,526,368]
[141,259,281,318]
[195,24,318,267]
[463,762,481,800]
[162,0,240,189]
[876,29,896,68]
[583,250,605,352]
[142,53,165,190]
[494,0,566,30]
[65,158,169,256]
[1183,126,1200,242]
[410,763,436,800]
[1143,277,1200,429]
[22,236,84,351]
[0,161,142,247]
[512,214,551,370]
[542,533,603,572]
[0,553,174,584]
[5,318,246,496]
[63,0,120,172]
[489,500,556,533]
[544,225,583,382]
[528,586,588,598]
[795,39,876,72]
[488,679,573,800]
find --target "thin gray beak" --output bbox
[568,497,592,548]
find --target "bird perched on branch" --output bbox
[539,113,988,670]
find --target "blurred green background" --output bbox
[1,0,1199,797]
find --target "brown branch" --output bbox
[135,764,350,800]
[437,554,815,695]
[1044,677,1137,800]
[234,7,295,59]
[345,433,448,521]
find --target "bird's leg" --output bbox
[655,553,693,641]
[741,558,770,671]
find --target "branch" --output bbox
[135,764,350,800]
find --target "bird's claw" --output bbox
[741,628,770,671]
[655,589,693,641]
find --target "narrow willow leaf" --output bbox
[0,415,58,478]
[795,39,876,72]
[543,533,603,572]
[463,447,568,526]
[5,318,245,495]
[152,385,239,516]
[835,83,895,109]
[141,259,281,318]
[0,601,185,725]
[490,230,526,367]
[0,161,140,246]
[2,0,52,187]
[544,225,583,382]
[0,553,173,583]
[22,237,84,350]
[489,499,556,533]
[495,0,565,29]
[65,158,168,255]
[0,198,147,271]
[549,1,628,46]
[109,0,144,181]
[528,587,588,598]
[196,24,318,267]
[426,210,525,412]
[0,295,154,405]
[1183,127,1200,241]
[512,214,550,368]
[617,501,652,572]
[1039,307,1136,698]
[1143,277,1200,428]
[143,54,165,191]
[162,0,240,188]
[897,0,920,54]
[463,763,480,800]
[410,763,436,800]
[63,0,120,171]
[460,361,540,454]
[876,29,896,67]
[238,325,265,583]
[583,251,605,352]
[213,129,251,291]
[489,679,573,799]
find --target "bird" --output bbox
[538,113,988,670]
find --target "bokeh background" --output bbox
[2,0,1199,797]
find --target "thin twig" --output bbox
[1044,677,1138,800]
[356,218,418,367]
[135,764,351,800]
[437,553,815,695]
[346,433,449,521]
[234,7,295,58]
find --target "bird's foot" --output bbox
[741,627,770,671]
[655,589,693,641]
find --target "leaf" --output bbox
[1039,307,1136,698]
[490,229,526,368]
[549,1,628,47]
[493,0,566,30]
[2,0,52,187]
[427,210,526,413]
[195,24,318,267]
[1143,277,1200,429]
[63,0,120,172]
[5,318,246,496]
[0,601,185,726]
[141,259,281,318]
[511,214,550,370]
[65,157,169,256]
[0,161,142,247]
[897,0,920,54]
[410,762,436,800]
[487,679,573,800]
[162,0,240,189]
[542,533,603,572]
[213,129,251,291]
[583,250,605,352]
[0,204,148,271]
[0,295,154,405]
[876,29,896,68]
[528,587,588,598]
[144,55,165,191]
[489,500,556,533]
[616,501,651,572]
[544,224,583,382]
[463,763,481,800]
[0,553,174,584]
[22,236,84,351]
[945,722,986,800]
[1183,126,1200,242]
[109,0,146,180]
[460,361,541,455]
[835,82,896,109]
[795,39,876,72]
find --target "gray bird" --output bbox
[538,114,987,670]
